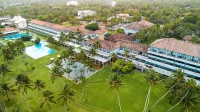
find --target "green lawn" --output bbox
[0,52,184,112]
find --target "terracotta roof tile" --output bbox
[124,20,154,31]
[86,38,120,50]
[150,38,200,58]
[2,27,18,33]
[120,40,148,52]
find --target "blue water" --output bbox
[35,43,55,54]
[48,49,56,54]
[4,33,34,40]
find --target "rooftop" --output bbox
[106,34,132,43]
[120,40,148,53]
[2,27,19,33]
[124,20,154,31]
[30,19,69,31]
[29,20,107,35]
[86,38,120,50]
[150,38,200,58]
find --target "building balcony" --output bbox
[148,51,200,67]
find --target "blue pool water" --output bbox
[26,42,55,59]
[4,33,34,40]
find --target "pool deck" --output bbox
[25,41,56,59]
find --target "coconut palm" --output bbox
[34,79,45,92]
[15,74,33,112]
[143,69,160,112]
[50,66,64,84]
[0,64,11,82]
[0,83,16,101]
[59,31,66,43]
[148,69,186,111]
[79,75,89,102]
[179,90,200,112]
[167,79,198,112]
[40,90,56,112]
[77,34,84,44]
[57,84,75,110]
[108,74,123,112]
[124,49,130,61]
[0,92,8,112]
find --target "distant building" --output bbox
[1,27,19,35]
[110,1,116,7]
[116,14,132,21]
[107,16,115,21]
[11,15,27,29]
[77,10,96,17]
[121,20,154,35]
[0,17,12,26]
[67,1,78,6]
[0,15,27,29]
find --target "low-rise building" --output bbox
[116,14,132,21]
[142,38,200,79]
[77,10,96,17]
[28,19,69,37]
[0,15,27,29]
[67,1,78,6]
[2,27,19,35]
[11,15,27,29]
[121,20,154,35]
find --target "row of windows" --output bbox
[150,47,200,63]
[148,52,200,68]
[148,55,200,74]
[136,58,200,80]
[28,26,58,35]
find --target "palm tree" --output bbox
[34,79,45,92]
[50,66,64,84]
[124,49,130,61]
[0,83,16,101]
[143,69,160,112]
[108,74,123,112]
[57,84,75,110]
[148,69,186,111]
[15,74,33,112]
[167,79,197,112]
[93,41,101,68]
[0,64,11,82]
[179,91,200,112]
[40,90,56,112]
[59,31,66,43]
[77,34,84,44]
[79,76,89,101]
[0,91,8,112]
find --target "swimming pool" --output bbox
[25,42,55,59]
[4,33,34,40]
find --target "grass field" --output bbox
[0,34,197,112]
[0,52,183,112]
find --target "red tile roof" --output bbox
[119,40,148,53]
[30,19,69,31]
[150,38,200,58]
[107,34,132,43]
[30,19,107,35]
[124,20,154,31]
[2,27,18,33]
[86,38,120,50]
[87,37,148,52]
